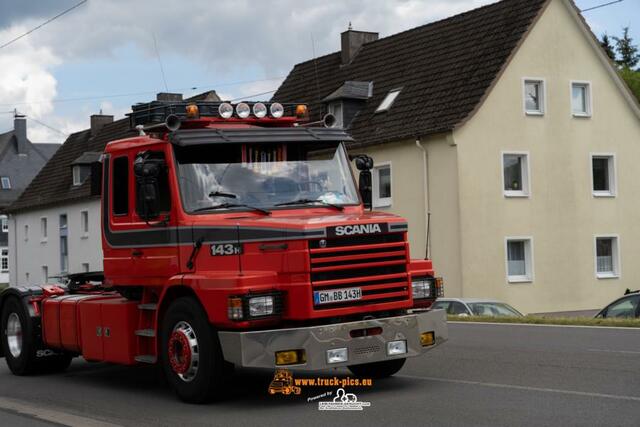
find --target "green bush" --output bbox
[448,315,640,328]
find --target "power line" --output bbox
[152,33,169,92]
[0,0,88,50]
[581,0,624,13]
[0,76,286,107]
[229,89,278,102]
[26,116,68,137]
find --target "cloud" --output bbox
[0,0,497,142]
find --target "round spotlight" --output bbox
[218,103,233,119]
[236,102,251,118]
[270,102,284,118]
[253,102,267,118]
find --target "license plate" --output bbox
[314,287,362,305]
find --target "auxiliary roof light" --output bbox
[295,104,308,118]
[219,102,233,119]
[253,102,267,118]
[185,103,199,119]
[270,102,284,118]
[236,102,251,119]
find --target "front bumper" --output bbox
[218,309,447,370]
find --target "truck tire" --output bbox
[347,358,406,379]
[160,297,226,403]
[1,297,73,375]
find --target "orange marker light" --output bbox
[295,104,308,119]
[185,104,199,119]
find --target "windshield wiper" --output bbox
[208,190,237,199]
[192,203,271,215]
[275,198,344,211]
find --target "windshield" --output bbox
[175,141,359,212]
[468,303,522,317]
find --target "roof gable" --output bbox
[274,0,549,146]
[8,119,135,213]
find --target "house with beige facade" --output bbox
[274,0,640,314]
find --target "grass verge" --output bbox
[448,315,640,328]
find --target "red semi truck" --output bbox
[0,100,447,403]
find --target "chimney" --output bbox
[156,92,183,102]
[13,115,28,155]
[90,114,114,137]
[341,28,378,65]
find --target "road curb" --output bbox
[448,321,640,330]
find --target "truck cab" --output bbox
[1,100,447,403]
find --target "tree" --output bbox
[612,27,639,69]
[620,68,640,102]
[600,33,616,61]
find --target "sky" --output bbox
[0,0,637,143]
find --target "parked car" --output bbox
[431,298,524,317]
[595,290,640,319]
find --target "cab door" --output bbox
[129,147,180,285]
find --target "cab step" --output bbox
[138,303,158,311]
[135,329,156,337]
[134,355,157,364]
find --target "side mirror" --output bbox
[90,161,102,196]
[353,154,374,210]
[134,153,166,220]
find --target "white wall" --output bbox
[9,199,102,286]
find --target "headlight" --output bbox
[412,278,432,299]
[248,296,274,317]
[270,102,284,118]
[218,102,233,119]
[253,102,267,118]
[236,102,251,118]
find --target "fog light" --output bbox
[387,340,407,356]
[275,349,306,366]
[326,348,348,364]
[248,296,274,317]
[420,331,435,347]
[227,297,243,320]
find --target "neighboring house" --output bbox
[6,91,219,287]
[0,115,59,285]
[274,0,640,313]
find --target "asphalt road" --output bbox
[0,322,639,427]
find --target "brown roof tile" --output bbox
[273,0,548,147]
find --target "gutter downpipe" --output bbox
[415,138,430,260]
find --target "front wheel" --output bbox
[347,358,406,379]
[160,297,226,403]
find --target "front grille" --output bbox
[309,233,410,310]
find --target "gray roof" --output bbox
[0,130,59,211]
[71,151,102,165]
[322,81,373,102]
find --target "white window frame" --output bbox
[594,235,620,279]
[570,80,592,118]
[375,88,402,113]
[522,78,546,116]
[501,151,531,198]
[81,210,89,238]
[72,165,82,186]
[42,265,48,283]
[505,237,534,283]
[1,215,8,233]
[82,263,90,273]
[1,176,11,189]
[590,153,616,198]
[40,217,48,242]
[372,162,392,208]
[24,224,29,242]
[327,102,344,128]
